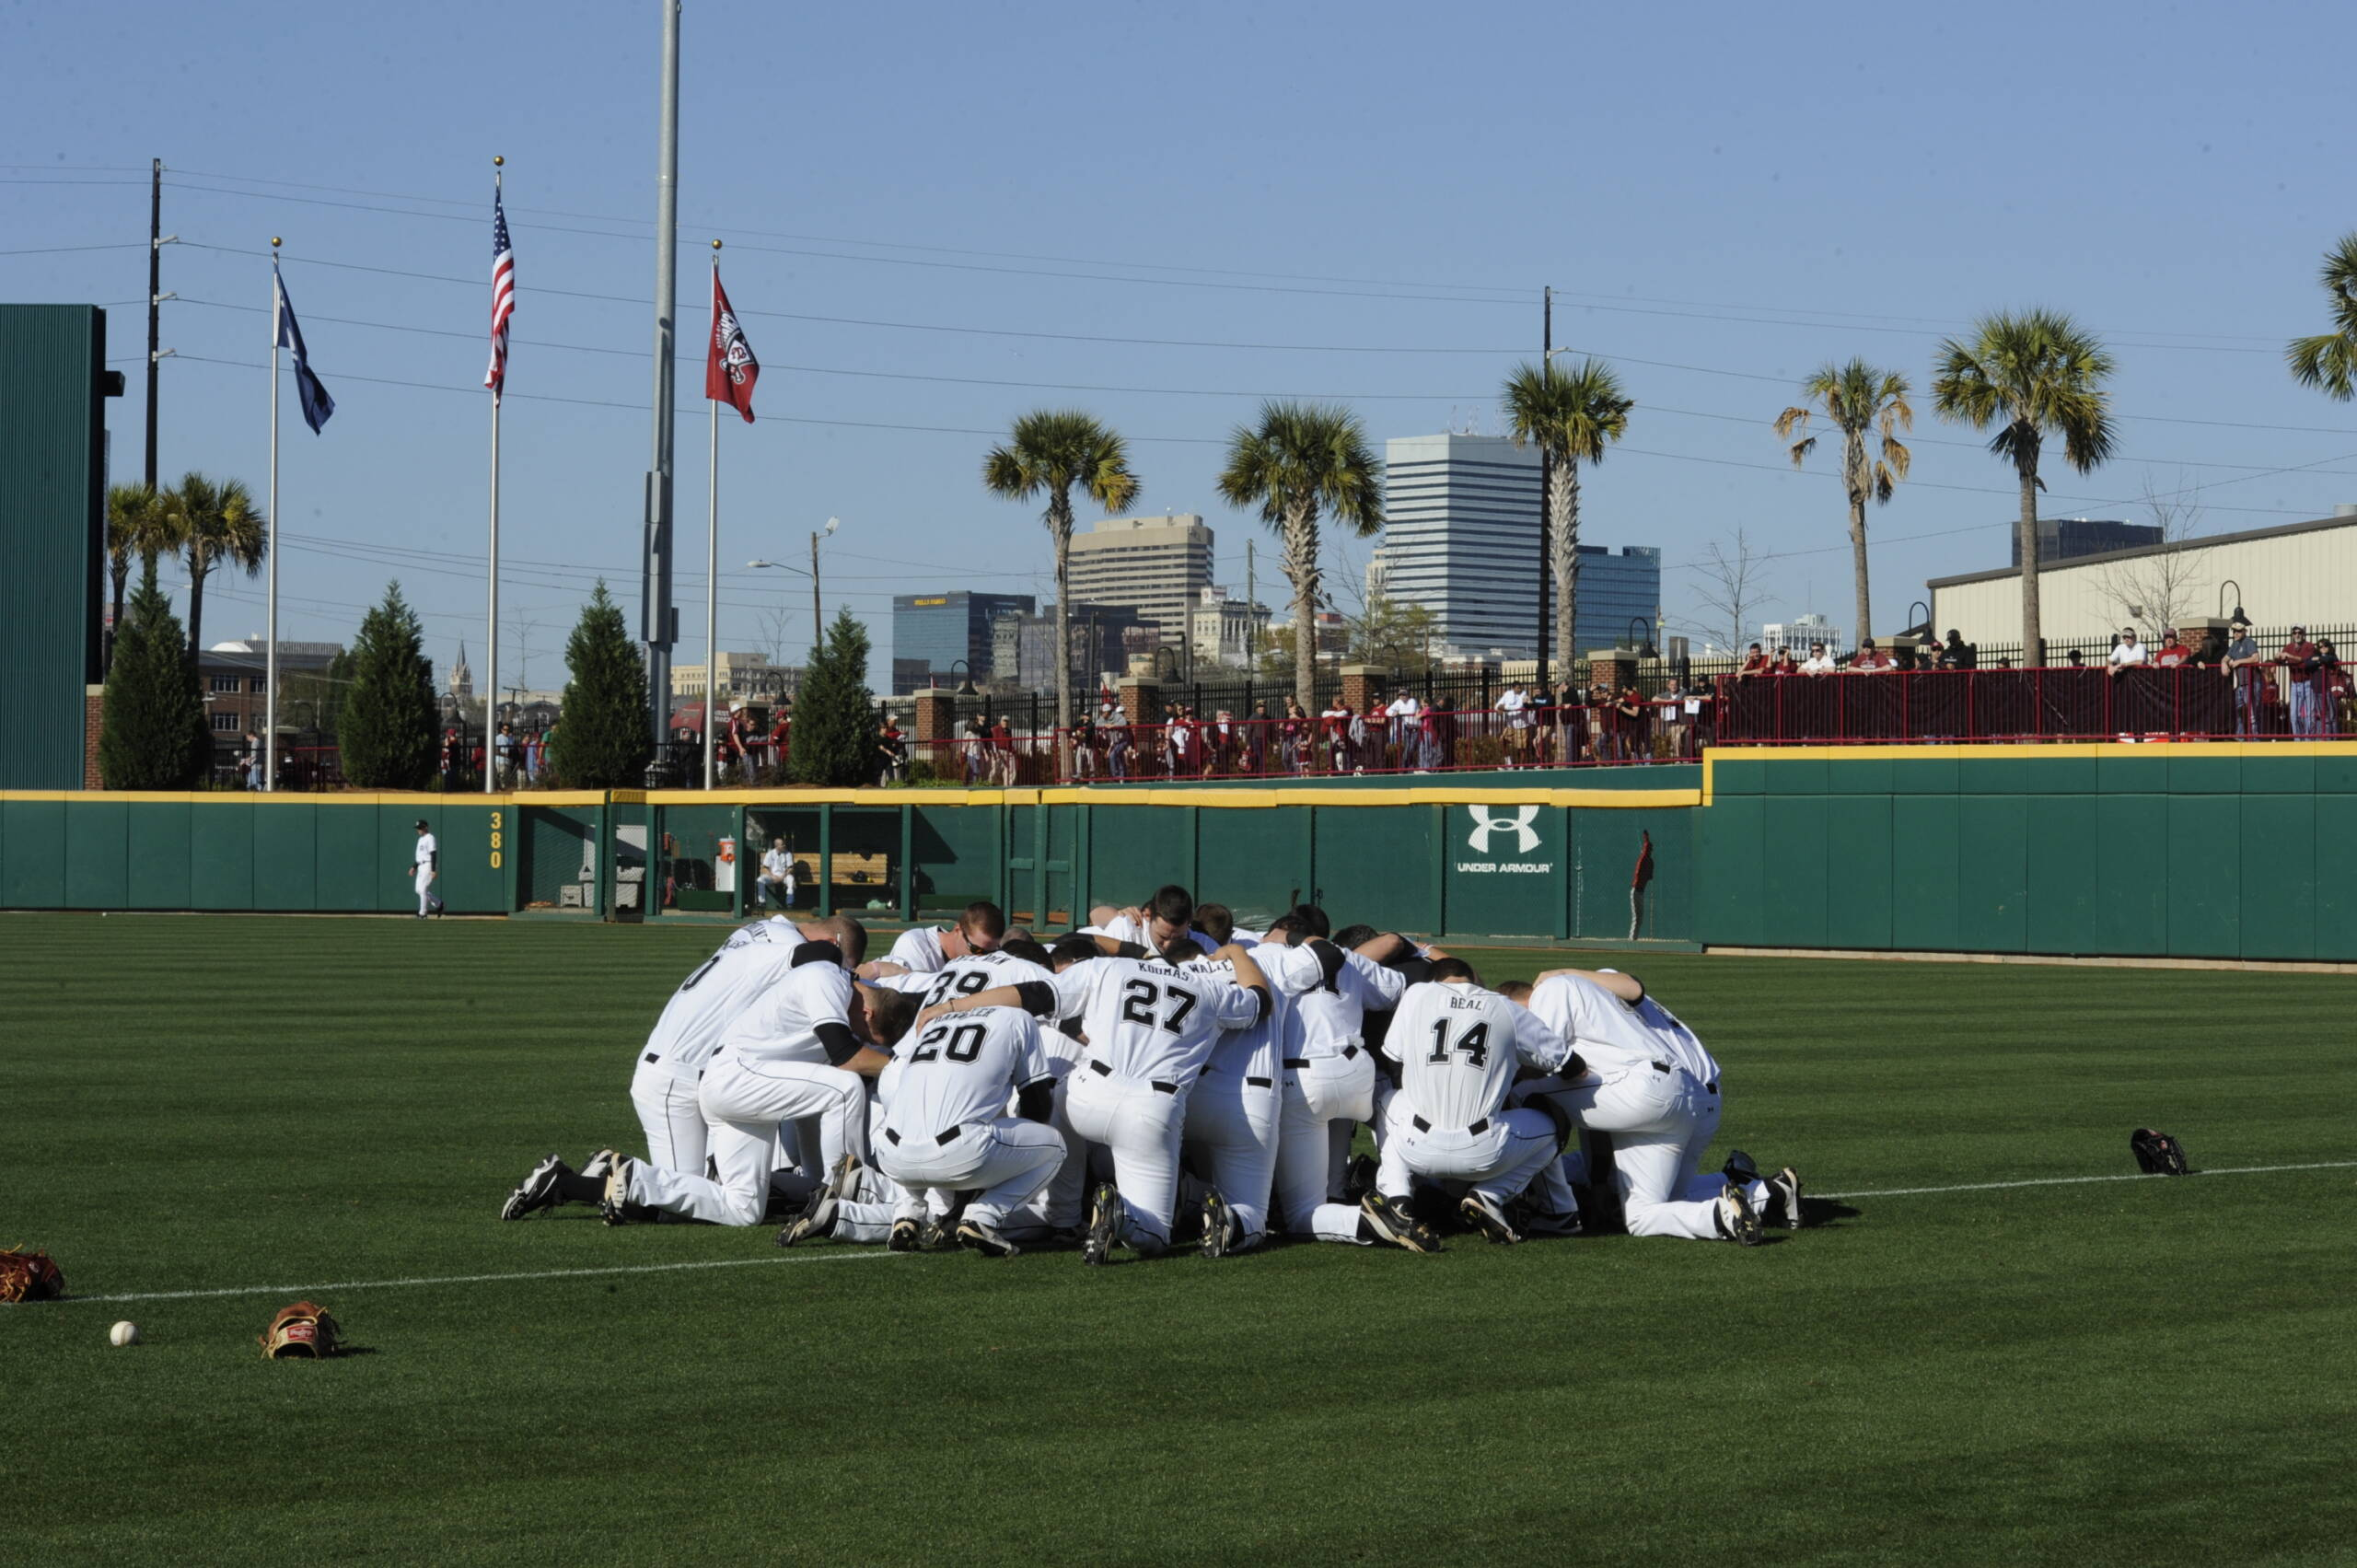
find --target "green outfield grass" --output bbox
[5,914,2353,1567]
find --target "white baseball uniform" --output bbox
[628,921,816,1174]
[1521,974,1759,1239]
[875,1006,1064,1230]
[625,962,872,1226]
[412,831,443,916]
[1376,981,1567,1205]
[1176,945,1325,1250]
[1082,915,1219,956]
[1275,947,1404,1243]
[1049,955,1266,1254]
[885,924,950,973]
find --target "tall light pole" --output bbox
[642,0,682,749]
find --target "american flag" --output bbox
[482,188,515,393]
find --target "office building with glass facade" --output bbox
[890,590,1036,693]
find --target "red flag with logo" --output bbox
[705,268,760,422]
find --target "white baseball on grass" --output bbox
[109,1320,140,1347]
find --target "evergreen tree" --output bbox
[548,581,652,788]
[99,558,208,789]
[340,582,439,790]
[790,610,877,787]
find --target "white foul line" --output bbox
[1819,1160,2357,1200]
[48,1247,901,1306]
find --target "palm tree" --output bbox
[105,482,180,664]
[1931,310,2115,667]
[981,411,1140,737]
[167,471,268,667]
[1215,401,1383,710]
[1774,360,1913,648]
[2286,233,2357,400]
[1502,359,1632,671]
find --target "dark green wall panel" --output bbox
[190,807,255,911]
[2024,797,2099,956]
[315,807,377,912]
[2240,755,2313,796]
[252,803,318,911]
[1823,798,1894,950]
[1890,797,1963,952]
[1,800,65,908]
[1955,796,2028,951]
[2091,796,2169,956]
[1197,806,1311,923]
[2237,797,2316,961]
[1312,806,1434,934]
[1087,805,1192,912]
[1890,757,1959,794]
[2096,754,2169,795]
[380,810,429,914]
[2164,796,2240,958]
[125,801,192,911]
[1571,810,1686,943]
[2316,795,2357,961]
[1759,796,1830,947]
[63,799,125,909]
[1694,795,1765,947]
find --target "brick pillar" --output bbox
[913,689,954,779]
[84,684,105,789]
[1341,664,1387,715]
[1589,650,1637,696]
[1118,677,1163,728]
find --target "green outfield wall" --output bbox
[4,745,2352,963]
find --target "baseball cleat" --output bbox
[1721,1148,1761,1188]
[1765,1166,1804,1230]
[919,1217,959,1252]
[597,1152,632,1226]
[1341,1154,1379,1204]
[1460,1191,1522,1245]
[956,1218,1021,1259]
[777,1186,838,1249]
[1360,1193,1443,1254]
[580,1150,614,1183]
[1714,1182,1763,1247]
[499,1154,568,1221]
[1201,1190,1237,1259]
[1082,1181,1122,1267]
[821,1151,862,1204]
[888,1217,923,1252]
[1518,1207,1585,1238]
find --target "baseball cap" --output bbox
[413,819,430,830]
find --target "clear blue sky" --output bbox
[6,0,2352,685]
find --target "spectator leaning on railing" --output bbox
[1737,642,1769,678]
[2222,619,2264,737]
[2281,626,2324,736]
[1800,642,1837,674]
[2154,629,2191,668]
[1850,637,1893,672]
[2107,625,2148,679]
[2320,640,2350,735]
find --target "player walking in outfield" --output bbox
[1366,959,1576,1250]
[1519,968,1793,1243]
[408,819,445,918]
[865,1005,1065,1258]
[496,915,866,1218]
[603,960,916,1227]
[868,900,1006,976]
[922,940,1271,1263]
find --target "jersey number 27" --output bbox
[1119,978,1199,1034]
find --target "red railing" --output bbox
[1710,665,2351,744]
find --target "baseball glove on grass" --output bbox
[260,1300,343,1359]
[2131,1128,2190,1176]
[0,1248,64,1304]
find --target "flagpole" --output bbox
[485,157,504,797]
[265,238,282,794]
[704,242,722,791]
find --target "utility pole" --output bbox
[808,526,823,650]
[1537,285,1551,692]
[642,0,682,750]
[1245,539,1256,660]
[145,158,163,490]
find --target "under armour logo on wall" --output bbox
[1465,804,1541,855]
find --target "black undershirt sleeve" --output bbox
[1306,939,1346,993]
[1016,1080,1055,1122]
[792,941,843,970]
[1244,983,1271,1025]
[1011,981,1058,1016]
[813,1020,862,1066]
[1112,941,1150,959]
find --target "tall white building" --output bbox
[1066,513,1214,641]
[1189,587,1273,668]
[1376,434,1544,656]
[1761,613,1845,654]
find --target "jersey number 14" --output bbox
[1427,1017,1490,1068]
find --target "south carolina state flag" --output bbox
[705,269,760,423]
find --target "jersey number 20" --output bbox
[909,1021,985,1064]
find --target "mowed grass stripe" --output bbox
[6,915,2355,1567]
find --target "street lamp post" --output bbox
[748,516,841,656]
